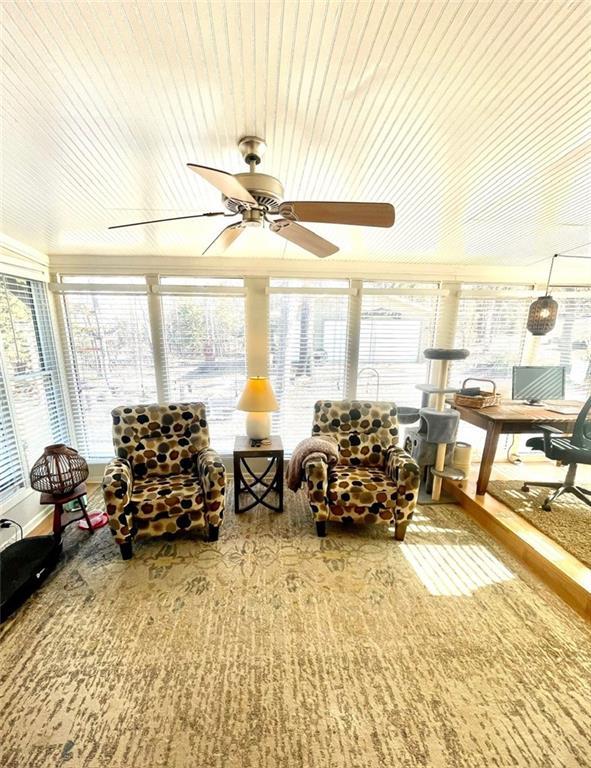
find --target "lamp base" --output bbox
[245,412,271,441]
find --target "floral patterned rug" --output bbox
[1,486,590,768]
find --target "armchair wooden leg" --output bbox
[394,520,409,541]
[207,524,220,542]
[315,520,327,538]
[119,541,133,560]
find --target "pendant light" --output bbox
[526,250,591,336]
[526,254,558,336]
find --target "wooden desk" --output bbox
[450,400,582,495]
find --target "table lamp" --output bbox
[236,376,279,442]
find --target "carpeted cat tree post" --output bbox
[418,348,470,501]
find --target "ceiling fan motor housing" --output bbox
[223,172,284,213]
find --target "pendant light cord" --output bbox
[544,252,590,294]
[545,255,556,295]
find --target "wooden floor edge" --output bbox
[443,479,591,622]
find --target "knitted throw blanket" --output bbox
[286,436,340,492]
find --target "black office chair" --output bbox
[521,394,591,511]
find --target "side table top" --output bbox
[234,435,284,455]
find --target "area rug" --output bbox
[1,487,590,768]
[488,479,591,568]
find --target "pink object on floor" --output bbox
[78,511,109,530]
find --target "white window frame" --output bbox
[47,272,591,467]
[0,274,70,506]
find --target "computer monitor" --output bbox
[512,366,565,404]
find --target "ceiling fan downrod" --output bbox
[238,135,267,171]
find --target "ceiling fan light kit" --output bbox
[109,136,395,258]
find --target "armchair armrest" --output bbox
[102,458,134,543]
[385,447,420,522]
[538,424,564,454]
[196,448,226,527]
[304,453,330,522]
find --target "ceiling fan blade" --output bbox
[108,212,230,230]
[202,223,244,256]
[270,219,339,258]
[279,201,395,228]
[187,163,257,205]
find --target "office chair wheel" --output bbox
[521,484,530,492]
[542,499,552,511]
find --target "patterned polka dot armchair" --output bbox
[102,403,225,560]
[305,400,420,540]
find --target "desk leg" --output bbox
[477,423,502,495]
[233,454,242,513]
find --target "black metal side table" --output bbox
[233,435,284,514]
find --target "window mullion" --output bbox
[245,277,269,377]
[345,279,362,399]
[146,275,169,402]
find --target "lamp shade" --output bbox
[526,295,558,336]
[237,377,279,412]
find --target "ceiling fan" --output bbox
[108,137,395,258]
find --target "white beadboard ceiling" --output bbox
[1,0,590,267]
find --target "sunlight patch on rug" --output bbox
[401,543,515,596]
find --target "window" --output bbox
[531,287,591,399]
[452,285,532,397]
[452,284,533,458]
[0,274,69,497]
[269,280,350,451]
[358,282,440,406]
[0,362,24,502]
[160,284,246,454]
[61,286,157,459]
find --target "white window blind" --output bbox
[531,286,591,399]
[0,361,24,502]
[61,286,157,459]
[452,284,532,458]
[452,285,532,397]
[0,274,69,490]
[160,281,246,454]
[358,282,440,406]
[269,280,350,452]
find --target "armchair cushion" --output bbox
[129,475,205,520]
[127,435,196,478]
[112,403,209,479]
[311,400,398,467]
[328,464,399,517]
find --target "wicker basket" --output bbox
[453,378,501,409]
[29,444,89,496]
